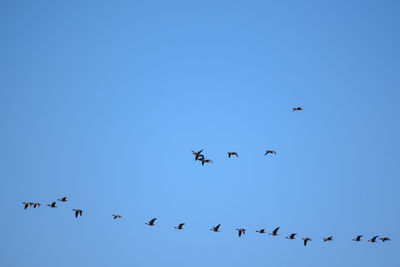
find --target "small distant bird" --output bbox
[174,223,185,230]
[380,237,391,242]
[47,202,57,208]
[286,233,297,240]
[265,150,277,156]
[323,236,333,242]
[200,158,213,166]
[57,196,67,202]
[256,229,266,234]
[73,209,83,218]
[236,228,246,237]
[302,237,312,246]
[210,224,221,232]
[112,215,122,219]
[145,218,157,226]
[191,149,204,161]
[368,236,379,243]
[23,202,33,209]
[227,152,239,158]
[352,235,363,242]
[292,107,303,111]
[33,203,41,208]
[269,227,280,236]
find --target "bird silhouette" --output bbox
[210,224,221,232]
[57,196,67,202]
[265,150,277,156]
[200,158,213,166]
[256,229,266,234]
[292,107,303,111]
[191,149,204,161]
[47,202,57,208]
[23,202,33,209]
[302,237,312,246]
[73,209,83,218]
[380,237,391,242]
[174,223,185,230]
[286,233,297,240]
[368,236,379,243]
[145,218,157,226]
[269,227,280,236]
[236,228,246,237]
[352,235,363,242]
[323,236,333,242]
[227,152,239,158]
[112,215,122,219]
[33,203,41,208]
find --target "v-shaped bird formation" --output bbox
[21,107,392,247]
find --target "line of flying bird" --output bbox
[22,200,391,246]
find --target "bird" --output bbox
[352,235,363,242]
[265,150,277,156]
[174,223,185,230]
[286,233,297,240]
[145,218,157,226]
[22,202,33,209]
[227,152,239,158]
[200,158,213,166]
[302,237,312,246]
[47,202,57,208]
[323,236,333,242]
[380,237,391,242]
[112,215,122,219]
[73,209,83,218]
[269,227,280,236]
[191,149,204,161]
[292,107,303,111]
[236,228,246,237]
[210,224,221,232]
[57,196,67,202]
[256,229,266,234]
[33,203,41,208]
[368,236,379,243]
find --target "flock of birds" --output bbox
[22,107,392,247]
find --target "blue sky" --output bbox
[1,1,399,266]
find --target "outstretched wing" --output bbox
[215,224,221,231]
[272,227,280,235]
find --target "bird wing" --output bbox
[215,224,220,231]
[179,223,185,228]
[304,239,308,246]
[238,230,242,237]
[150,218,157,224]
[273,227,279,235]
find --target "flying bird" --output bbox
[210,224,221,232]
[236,228,246,237]
[256,229,266,234]
[380,237,391,242]
[112,215,122,219]
[200,158,213,166]
[227,152,239,158]
[23,202,33,209]
[73,209,83,218]
[33,203,41,208]
[269,227,280,236]
[352,235,363,242]
[368,236,379,243]
[145,218,157,226]
[174,223,185,230]
[191,149,204,161]
[323,236,333,242]
[57,196,67,202]
[265,150,277,156]
[292,107,303,111]
[286,233,297,240]
[302,237,312,246]
[47,202,57,208]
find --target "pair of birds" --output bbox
[365,236,391,243]
[145,218,185,230]
[192,149,213,165]
[47,196,68,208]
[23,202,41,209]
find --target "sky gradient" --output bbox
[1,1,399,266]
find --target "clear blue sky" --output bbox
[1,1,399,266]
